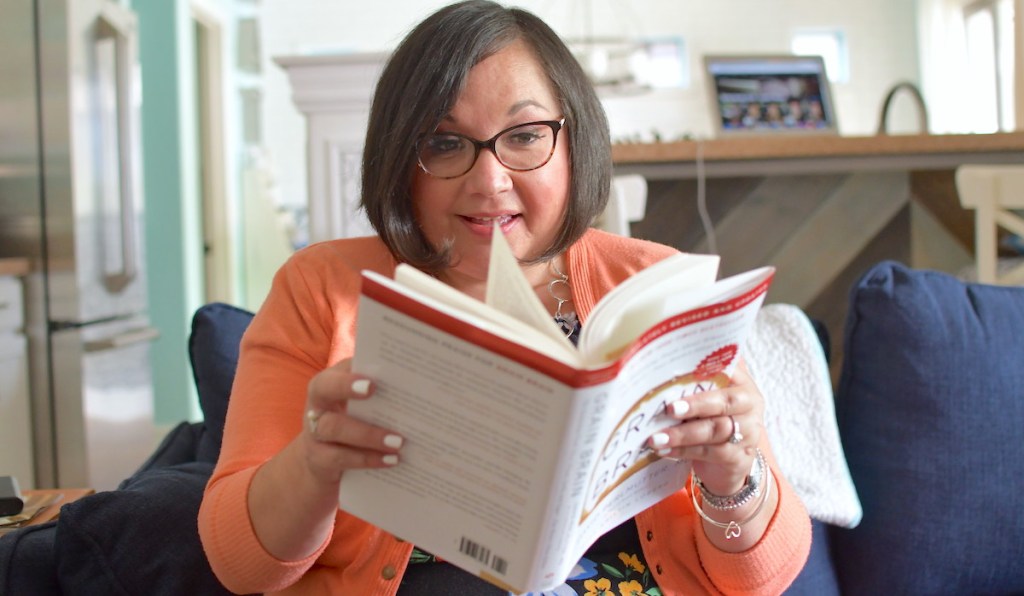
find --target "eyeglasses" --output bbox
[415,118,565,179]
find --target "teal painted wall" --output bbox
[136,0,205,424]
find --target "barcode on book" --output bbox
[459,536,508,575]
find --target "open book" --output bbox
[341,230,774,594]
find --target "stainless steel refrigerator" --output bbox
[0,0,160,491]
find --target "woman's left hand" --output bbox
[648,358,763,497]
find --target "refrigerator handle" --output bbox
[83,326,160,353]
[96,5,139,293]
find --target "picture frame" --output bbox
[703,54,839,137]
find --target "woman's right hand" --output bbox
[247,358,403,561]
[301,358,404,486]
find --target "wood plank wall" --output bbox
[627,169,974,384]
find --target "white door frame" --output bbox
[191,1,235,304]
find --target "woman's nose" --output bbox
[464,148,513,195]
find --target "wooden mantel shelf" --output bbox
[0,258,30,277]
[612,132,1024,179]
[613,132,1024,163]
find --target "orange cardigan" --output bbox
[198,229,811,595]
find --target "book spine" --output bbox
[523,383,610,590]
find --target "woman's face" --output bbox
[411,40,570,289]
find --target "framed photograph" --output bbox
[703,54,839,136]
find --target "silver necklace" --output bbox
[547,260,572,322]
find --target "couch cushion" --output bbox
[188,303,255,462]
[131,421,202,476]
[54,463,239,595]
[830,260,1024,594]
[0,522,60,595]
[782,520,840,595]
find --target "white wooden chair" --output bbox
[594,174,648,237]
[955,165,1024,285]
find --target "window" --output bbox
[790,30,848,84]
[963,0,1015,131]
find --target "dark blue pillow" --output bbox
[0,522,60,595]
[54,463,238,595]
[829,261,1024,594]
[188,302,254,462]
[131,420,202,475]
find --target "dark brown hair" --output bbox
[360,0,611,272]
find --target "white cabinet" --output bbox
[0,270,34,488]
[0,275,23,330]
[275,52,388,244]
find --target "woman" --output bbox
[198,2,811,594]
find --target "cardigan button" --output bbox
[655,564,663,575]
[381,564,397,580]
[646,530,654,541]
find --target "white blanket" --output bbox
[744,303,862,528]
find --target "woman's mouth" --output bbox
[462,214,517,227]
[459,213,520,235]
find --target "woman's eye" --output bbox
[428,136,465,154]
[506,129,544,146]
[507,132,540,145]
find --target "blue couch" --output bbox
[786,260,1024,595]
[0,303,251,595]
[3,260,1023,594]
[824,260,1024,594]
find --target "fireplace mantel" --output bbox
[275,52,388,243]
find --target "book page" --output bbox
[389,266,579,366]
[343,295,585,592]
[580,253,720,364]
[484,225,576,350]
[660,267,774,318]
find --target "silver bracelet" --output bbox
[694,448,766,511]
[690,459,773,540]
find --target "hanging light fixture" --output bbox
[561,0,651,96]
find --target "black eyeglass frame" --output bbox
[415,118,566,180]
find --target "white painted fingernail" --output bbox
[352,379,370,395]
[383,434,403,449]
[670,400,689,417]
[656,448,673,457]
[650,432,670,448]
[382,454,399,466]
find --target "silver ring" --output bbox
[306,409,322,439]
[728,415,743,444]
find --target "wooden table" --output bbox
[0,488,95,534]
